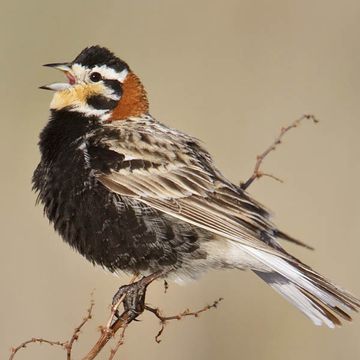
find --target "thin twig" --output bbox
[146,297,224,343]
[106,292,127,329]
[65,294,95,360]
[108,322,129,360]
[9,294,95,360]
[107,273,139,328]
[81,305,130,360]
[9,338,66,360]
[241,114,319,190]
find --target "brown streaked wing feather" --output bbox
[97,119,295,259]
[100,170,289,257]
[140,195,278,253]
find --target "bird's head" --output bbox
[41,46,149,121]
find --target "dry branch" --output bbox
[241,114,319,190]
[146,297,223,343]
[107,323,129,360]
[9,295,95,360]
[9,338,66,360]
[66,296,95,360]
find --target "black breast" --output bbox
[32,110,204,273]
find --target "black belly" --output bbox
[32,111,209,273]
[33,161,205,273]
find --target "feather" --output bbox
[246,246,360,326]
[96,116,360,325]
[254,271,339,327]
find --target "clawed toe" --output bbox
[112,271,163,323]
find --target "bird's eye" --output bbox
[90,72,102,82]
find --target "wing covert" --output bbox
[94,117,288,257]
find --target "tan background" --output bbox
[1,0,360,359]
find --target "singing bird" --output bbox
[33,46,359,327]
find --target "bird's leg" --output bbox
[112,273,139,306]
[112,271,163,323]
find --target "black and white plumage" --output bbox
[33,46,359,328]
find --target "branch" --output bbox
[81,304,130,360]
[9,294,95,360]
[146,297,223,343]
[108,322,129,360]
[9,338,66,360]
[10,279,223,360]
[241,114,319,190]
[81,272,161,360]
[65,295,95,360]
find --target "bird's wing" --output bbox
[95,118,360,324]
[94,118,288,258]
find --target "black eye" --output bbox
[90,72,102,82]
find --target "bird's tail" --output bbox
[242,246,360,328]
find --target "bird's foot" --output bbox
[112,271,163,323]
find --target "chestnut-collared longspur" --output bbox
[33,45,359,328]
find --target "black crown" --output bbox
[73,46,129,72]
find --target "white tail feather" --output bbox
[239,245,358,327]
[255,271,336,328]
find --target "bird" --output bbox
[33,45,359,328]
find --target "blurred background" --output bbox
[1,0,360,359]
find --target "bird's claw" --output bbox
[112,272,163,323]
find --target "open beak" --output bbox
[40,62,76,91]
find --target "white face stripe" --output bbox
[92,66,129,83]
[68,103,111,121]
[71,64,129,84]
[117,68,129,83]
